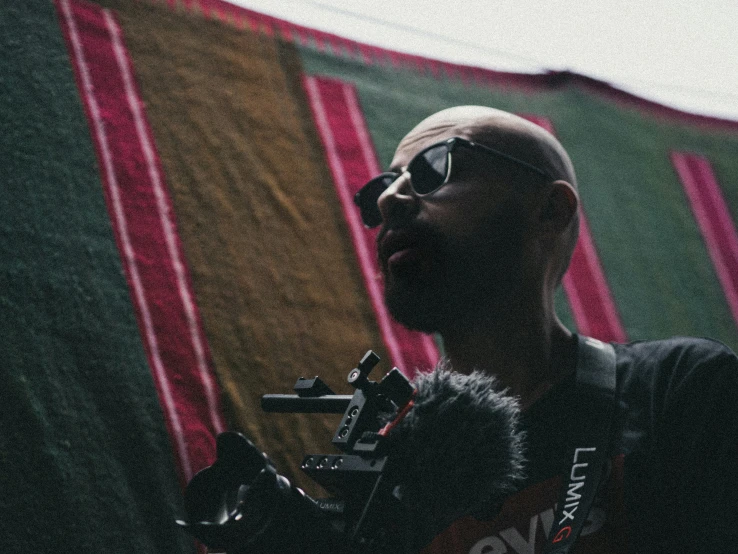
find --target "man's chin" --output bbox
[384,286,444,334]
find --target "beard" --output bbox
[381,208,527,334]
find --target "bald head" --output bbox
[396,106,580,286]
[401,106,577,189]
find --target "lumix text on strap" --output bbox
[542,336,617,554]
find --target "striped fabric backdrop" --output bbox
[2,0,738,551]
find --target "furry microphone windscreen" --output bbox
[382,360,526,549]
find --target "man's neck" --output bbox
[440,311,575,409]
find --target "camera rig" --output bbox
[177,351,417,553]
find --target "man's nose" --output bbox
[377,171,417,224]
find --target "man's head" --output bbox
[359,106,579,334]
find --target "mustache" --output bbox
[376,219,437,250]
[376,220,443,267]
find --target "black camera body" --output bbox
[177,351,416,553]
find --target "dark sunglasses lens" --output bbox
[408,144,449,194]
[354,174,395,228]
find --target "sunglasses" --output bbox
[353,136,550,228]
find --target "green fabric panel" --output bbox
[299,48,738,351]
[0,2,193,552]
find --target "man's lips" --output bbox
[378,228,423,269]
[387,246,423,267]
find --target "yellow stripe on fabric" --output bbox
[100,0,389,493]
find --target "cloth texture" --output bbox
[55,0,225,488]
[422,337,738,553]
[94,0,395,496]
[5,0,738,550]
[0,1,194,552]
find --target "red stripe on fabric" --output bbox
[366,45,386,65]
[313,29,342,56]
[56,0,225,484]
[303,75,439,376]
[563,215,628,342]
[293,27,310,47]
[244,16,259,33]
[458,66,473,85]
[355,42,374,65]
[259,20,275,37]
[672,152,738,329]
[426,58,441,78]
[520,115,627,342]
[276,21,293,42]
[406,53,427,74]
[387,49,403,68]
[470,67,485,86]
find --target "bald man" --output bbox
[353,107,737,553]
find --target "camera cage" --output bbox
[177,351,416,553]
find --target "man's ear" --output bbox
[539,180,578,234]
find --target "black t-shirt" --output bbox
[422,336,738,553]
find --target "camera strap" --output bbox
[542,335,617,554]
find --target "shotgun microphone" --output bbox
[381,361,526,551]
